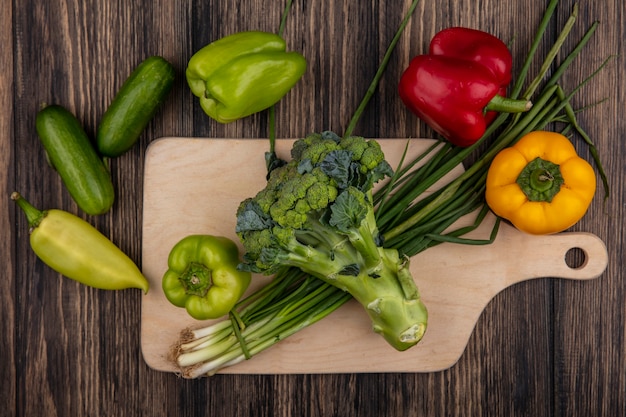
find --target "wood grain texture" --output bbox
[1,0,16,415]
[3,0,625,416]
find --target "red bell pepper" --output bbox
[398,27,531,147]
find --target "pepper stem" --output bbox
[485,94,533,114]
[179,262,212,297]
[11,192,47,231]
[516,157,564,202]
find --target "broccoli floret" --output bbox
[344,136,387,172]
[291,132,341,163]
[235,132,427,351]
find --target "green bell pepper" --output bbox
[186,31,307,123]
[162,235,251,320]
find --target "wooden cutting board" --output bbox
[140,137,608,374]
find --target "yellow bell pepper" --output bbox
[485,131,596,235]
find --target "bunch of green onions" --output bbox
[172,0,609,378]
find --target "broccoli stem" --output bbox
[284,210,383,283]
[282,216,427,351]
[330,248,427,351]
[342,202,383,273]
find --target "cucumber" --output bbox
[36,105,115,215]
[97,56,175,157]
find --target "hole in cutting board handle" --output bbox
[565,247,587,269]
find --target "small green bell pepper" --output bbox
[186,31,307,123]
[162,235,251,320]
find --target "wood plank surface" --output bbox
[3,0,625,416]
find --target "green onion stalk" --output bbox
[172,0,610,378]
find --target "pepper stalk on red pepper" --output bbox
[399,27,533,147]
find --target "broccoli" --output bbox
[235,131,427,351]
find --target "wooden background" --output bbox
[1,0,624,416]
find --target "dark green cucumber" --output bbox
[97,56,175,157]
[36,105,115,215]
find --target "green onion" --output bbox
[266,0,296,171]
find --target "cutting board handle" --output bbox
[497,226,608,285]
